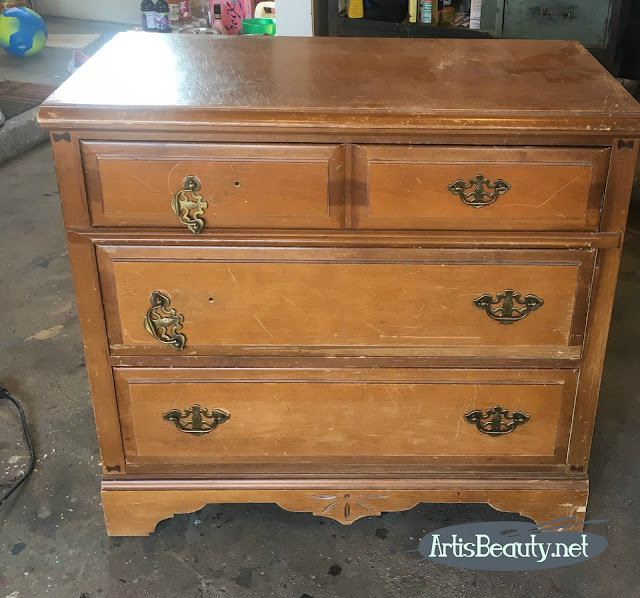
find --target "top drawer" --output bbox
[81,142,345,230]
[352,145,609,231]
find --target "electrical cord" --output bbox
[0,386,35,507]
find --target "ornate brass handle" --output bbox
[473,289,543,324]
[171,175,208,234]
[448,174,511,208]
[143,290,186,351]
[465,406,530,437]
[163,404,230,435]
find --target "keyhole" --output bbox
[234,181,240,187]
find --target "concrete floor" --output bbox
[0,17,130,165]
[0,17,129,86]
[0,144,639,597]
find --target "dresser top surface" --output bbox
[39,33,640,134]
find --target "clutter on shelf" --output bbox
[140,0,275,35]
[345,0,481,28]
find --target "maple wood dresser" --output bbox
[39,33,640,535]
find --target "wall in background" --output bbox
[277,0,313,36]
[35,0,140,24]
[34,0,315,32]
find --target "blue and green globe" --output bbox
[0,7,47,57]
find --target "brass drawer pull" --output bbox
[171,175,208,234]
[539,7,573,19]
[448,174,511,208]
[143,290,186,351]
[465,405,530,437]
[163,404,230,435]
[473,289,543,324]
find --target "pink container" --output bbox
[209,0,255,35]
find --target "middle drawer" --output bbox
[97,247,594,358]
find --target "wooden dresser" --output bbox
[39,34,640,536]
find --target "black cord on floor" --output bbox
[0,386,35,507]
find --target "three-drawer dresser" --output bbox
[39,34,640,535]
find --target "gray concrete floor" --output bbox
[0,17,131,165]
[0,17,130,86]
[0,144,639,597]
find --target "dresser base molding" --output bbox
[101,478,588,536]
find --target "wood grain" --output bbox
[72,229,622,250]
[50,137,125,473]
[566,140,640,472]
[96,246,594,356]
[39,36,640,136]
[41,35,640,536]
[82,142,345,229]
[101,479,589,535]
[353,145,609,230]
[114,367,577,466]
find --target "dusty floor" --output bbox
[0,144,639,597]
[0,17,128,86]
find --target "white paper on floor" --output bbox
[45,33,101,49]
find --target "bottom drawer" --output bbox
[114,368,577,469]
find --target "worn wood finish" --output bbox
[353,146,609,230]
[101,478,589,535]
[72,229,622,250]
[114,368,577,466]
[50,138,125,474]
[82,142,345,229]
[50,128,634,146]
[40,36,640,535]
[97,246,594,357]
[108,354,581,371]
[38,36,640,135]
[566,140,640,472]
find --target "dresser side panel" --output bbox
[566,140,639,472]
[51,135,126,473]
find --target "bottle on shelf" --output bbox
[347,0,364,19]
[418,0,433,24]
[470,0,482,30]
[141,0,156,30]
[189,0,207,19]
[155,0,172,32]
[168,0,180,24]
[168,0,191,26]
[408,0,417,23]
[209,3,226,34]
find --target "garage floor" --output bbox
[1,144,639,598]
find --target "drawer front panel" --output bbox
[82,142,345,229]
[98,247,594,358]
[114,368,577,466]
[353,146,609,230]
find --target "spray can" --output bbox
[470,0,482,29]
[418,0,433,24]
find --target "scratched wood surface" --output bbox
[39,36,640,135]
[96,246,593,355]
[353,145,609,230]
[114,367,576,466]
[82,142,345,229]
[101,482,589,534]
[40,36,640,535]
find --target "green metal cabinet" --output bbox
[483,0,621,62]
[326,0,623,68]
